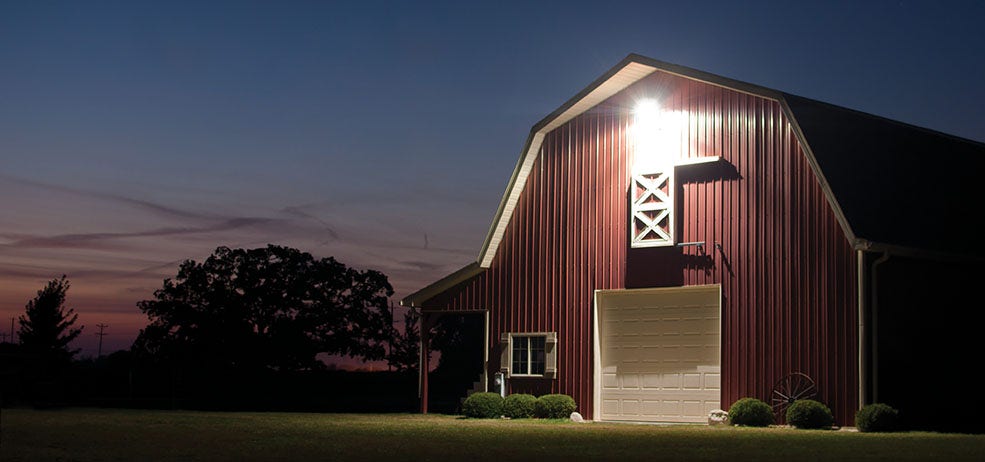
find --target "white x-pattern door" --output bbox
[631,170,674,247]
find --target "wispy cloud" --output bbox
[0,172,479,357]
[0,174,216,222]
[279,205,340,241]
[0,217,277,250]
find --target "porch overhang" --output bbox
[400,262,485,308]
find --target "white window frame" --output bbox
[499,331,557,379]
[511,335,546,376]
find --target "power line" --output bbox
[95,324,108,357]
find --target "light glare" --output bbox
[633,99,678,173]
[634,100,661,128]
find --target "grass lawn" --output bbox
[2,408,984,461]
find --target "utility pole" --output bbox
[9,317,13,344]
[388,301,395,372]
[95,323,108,357]
[0,332,8,343]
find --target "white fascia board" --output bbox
[478,62,658,268]
[777,98,858,246]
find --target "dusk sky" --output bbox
[2,1,983,358]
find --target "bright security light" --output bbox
[633,99,674,172]
[634,100,661,127]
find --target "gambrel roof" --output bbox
[782,93,984,258]
[402,54,984,306]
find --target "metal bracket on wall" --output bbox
[714,242,734,276]
[677,241,706,254]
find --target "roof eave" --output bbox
[855,239,984,263]
[776,97,859,245]
[399,262,485,308]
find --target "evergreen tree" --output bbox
[18,275,84,363]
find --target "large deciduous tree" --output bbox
[18,275,84,364]
[133,245,395,372]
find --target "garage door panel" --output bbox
[644,400,680,417]
[682,373,703,389]
[599,286,720,423]
[622,399,641,415]
[602,399,620,415]
[704,373,721,390]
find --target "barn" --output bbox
[401,54,985,430]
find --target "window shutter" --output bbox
[544,332,558,379]
[499,332,511,376]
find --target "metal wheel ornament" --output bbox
[771,372,817,419]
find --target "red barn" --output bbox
[402,55,985,430]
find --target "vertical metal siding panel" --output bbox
[738,95,748,396]
[548,137,555,333]
[538,132,545,335]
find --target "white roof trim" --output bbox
[478,62,658,267]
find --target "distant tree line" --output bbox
[1,245,464,411]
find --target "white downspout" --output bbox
[870,252,891,404]
[857,250,866,409]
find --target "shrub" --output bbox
[462,392,504,418]
[786,399,834,429]
[855,403,901,432]
[534,394,577,419]
[503,393,538,419]
[728,398,774,427]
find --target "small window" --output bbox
[499,332,557,378]
[512,335,546,376]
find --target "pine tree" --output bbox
[18,275,84,363]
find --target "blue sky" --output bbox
[1,0,982,357]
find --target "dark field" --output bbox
[3,408,984,461]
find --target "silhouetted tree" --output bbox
[18,276,83,364]
[387,306,420,372]
[430,314,483,375]
[132,245,395,373]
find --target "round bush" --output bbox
[503,393,538,419]
[534,394,577,419]
[462,392,504,418]
[728,397,774,427]
[786,399,834,429]
[855,403,901,432]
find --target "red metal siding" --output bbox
[425,71,858,424]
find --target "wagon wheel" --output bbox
[771,372,817,420]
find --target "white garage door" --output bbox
[595,285,720,423]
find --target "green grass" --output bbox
[2,408,984,461]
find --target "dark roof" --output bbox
[783,93,985,258]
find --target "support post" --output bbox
[870,252,890,404]
[482,310,489,392]
[420,313,431,414]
